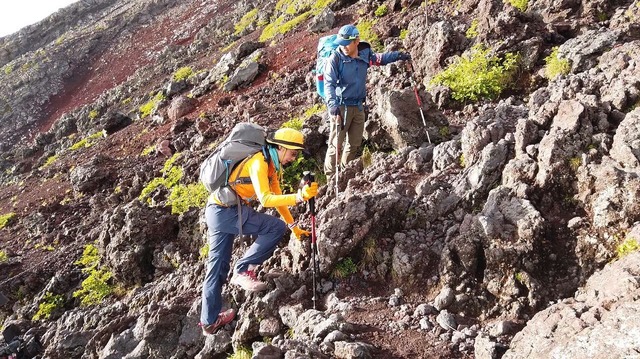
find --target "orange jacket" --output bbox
[211,152,296,225]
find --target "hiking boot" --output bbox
[230,270,268,292]
[200,308,236,335]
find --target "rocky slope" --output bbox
[0,0,639,358]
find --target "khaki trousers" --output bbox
[324,105,366,175]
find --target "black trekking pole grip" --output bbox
[302,171,316,215]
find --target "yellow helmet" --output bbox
[267,128,305,150]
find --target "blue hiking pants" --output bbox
[200,202,287,325]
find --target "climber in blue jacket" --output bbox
[323,24,411,175]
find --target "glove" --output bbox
[329,106,341,116]
[398,52,411,61]
[296,182,318,202]
[292,226,310,241]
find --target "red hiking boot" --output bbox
[230,270,267,292]
[200,308,235,335]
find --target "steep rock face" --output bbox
[503,249,640,359]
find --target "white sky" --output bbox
[0,0,79,37]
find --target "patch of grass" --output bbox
[33,292,65,321]
[459,154,466,168]
[616,237,639,258]
[70,130,107,151]
[282,117,304,130]
[0,250,8,263]
[466,19,479,38]
[430,44,520,102]
[3,64,14,75]
[235,9,259,35]
[88,109,99,120]
[361,238,377,266]
[504,0,528,12]
[139,91,166,118]
[41,154,59,169]
[375,5,388,17]
[173,67,193,82]
[332,257,357,279]
[399,29,408,40]
[0,213,16,230]
[439,126,450,138]
[544,46,571,80]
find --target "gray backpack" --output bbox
[199,122,267,193]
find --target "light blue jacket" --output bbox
[323,41,403,110]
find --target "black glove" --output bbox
[329,106,341,116]
[398,52,411,61]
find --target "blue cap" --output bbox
[334,24,360,46]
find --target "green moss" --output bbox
[42,154,59,168]
[173,67,193,82]
[33,292,64,321]
[141,145,156,156]
[88,109,99,120]
[466,19,479,38]
[332,257,357,279]
[504,0,528,12]
[357,20,382,52]
[0,250,8,263]
[399,29,408,40]
[375,5,388,17]
[430,44,520,102]
[616,237,639,258]
[3,64,14,75]
[0,213,16,230]
[544,47,571,80]
[235,9,259,35]
[73,268,113,306]
[139,92,166,118]
[282,117,304,130]
[260,0,334,42]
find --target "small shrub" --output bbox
[73,268,113,306]
[139,92,166,118]
[229,347,252,359]
[568,157,581,172]
[281,156,326,194]
[332,257,357,279]
[167,183,208,215]
[42,154,59,168]
[141,145,156,156]
[616,237,640,258]
[544,47,571,80]
[173,67,193,82]
[504,0,528,11]
[357,20,382,52]
[235,9,259,35]
[466,19,479,38]
[282,117,304,130]
[3,64,14,74]
[361,146,372,168]
[430,44,520,102]
[399,29,409,40]
[0,213,16,230]
[33,292,64,321]
[88,109,99,120]
[0,250,8,263]
[75,244,100,272]
[375,5,388,17]
[199,243,210,261]
[361,238,377,266]
[459,154,466,168]
[70,130,106,150]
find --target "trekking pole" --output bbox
[302,171,319,309]
[407,61,431,144]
